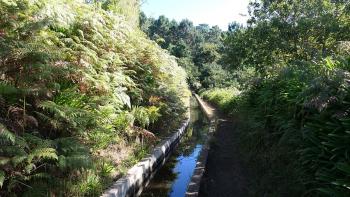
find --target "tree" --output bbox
[200,63,235,89]
[141,14,229,90]
[223,0,350,76]
[194,43,221,65]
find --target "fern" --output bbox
[0,124,15,144]
[23,133,52,148]
[0,157,10,166]
[28,172,52,181]
[39,100,94,133]
[55,137,92,171]
[132,106,150,128]
[11,155,27,167]
[0,0,189,195]
[0,170,4,188]
[0,83,20,96]
[27,148,58,163]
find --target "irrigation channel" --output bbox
[141,97,210,197]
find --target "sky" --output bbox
[141,0,251,30]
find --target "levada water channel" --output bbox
[141,97,210,197]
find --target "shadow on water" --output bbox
[141,97,209,197]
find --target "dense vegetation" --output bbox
[140,13,237,91]
[201,1,350,196]
[142,0,350,196]
[2,0,350,196]
[0,0,189,196]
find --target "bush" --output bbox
[0,0,189,195]
[235,58,350,196]
[200,87,240,113]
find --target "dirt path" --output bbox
[199,115,250,197]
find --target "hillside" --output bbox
[0,0,189,196]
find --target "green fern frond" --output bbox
[24,163,35,174]
[29,172,51,181]
[33,111,52,123]
[14,136,29,149]
[115,87,131,108]
[28,148,58,163]
[23,133,52,148]
[38,100,93,132]
[0,170,5,188]
[1,145,27,157]
[146,106,161,124]
[0,123,15,144]
[11,155,28,167]
[39,101,67,118]
[132,106,150,128]
[0,157,10,165]
[131,106,161,128]
[58,155,92,171]
[54,137,88,154]
[0,83,20,96]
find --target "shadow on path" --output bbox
[199,115,250,197]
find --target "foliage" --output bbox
[216,0,350,196]
[223,0,350,75]
[199,63,237,89]
[200,88,240,113]
[140,13,229,91]
[100,0,140,27]
[0,0,189,195]
[142,4,350,195]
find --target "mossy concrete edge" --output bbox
[186,94,217,197]
[101,118,190,197]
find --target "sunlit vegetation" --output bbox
[139,14,237,91]
[2,0,350,196]
[142,0,350,196]
[200,88,240,114]
[0,0,189,196]
[200,1,350,196]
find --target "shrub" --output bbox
[0,0,189,195]
[200,87,240,113]
[236,58,350,196]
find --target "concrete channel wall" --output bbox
[101,118,190,197]
[186,94,217,197]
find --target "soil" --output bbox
[199,114,250,197]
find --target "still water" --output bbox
[141,98,209,197]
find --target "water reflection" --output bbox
[141,98,209,197]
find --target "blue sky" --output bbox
[141,0,251,30]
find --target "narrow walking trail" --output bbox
[199,113,250,197]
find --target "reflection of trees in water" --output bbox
[153,156,178,182]
[142,156,179,196]
[179,110,209,156]
[142,100,209,196]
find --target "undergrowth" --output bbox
[0,0,190,196]
[200,58,350,196]
[200,87,240,114]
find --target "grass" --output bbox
[200,87,240,113]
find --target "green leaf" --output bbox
[0,124,15,144]
[28,148,58,163]
[11,155,27,167]
[325,57,336,71]
[1,0,17,6]
[24,163,35,174]
[29,172,51,180]
[0,157,10,165]
[336,162,350,174]
[0,170,5,188]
